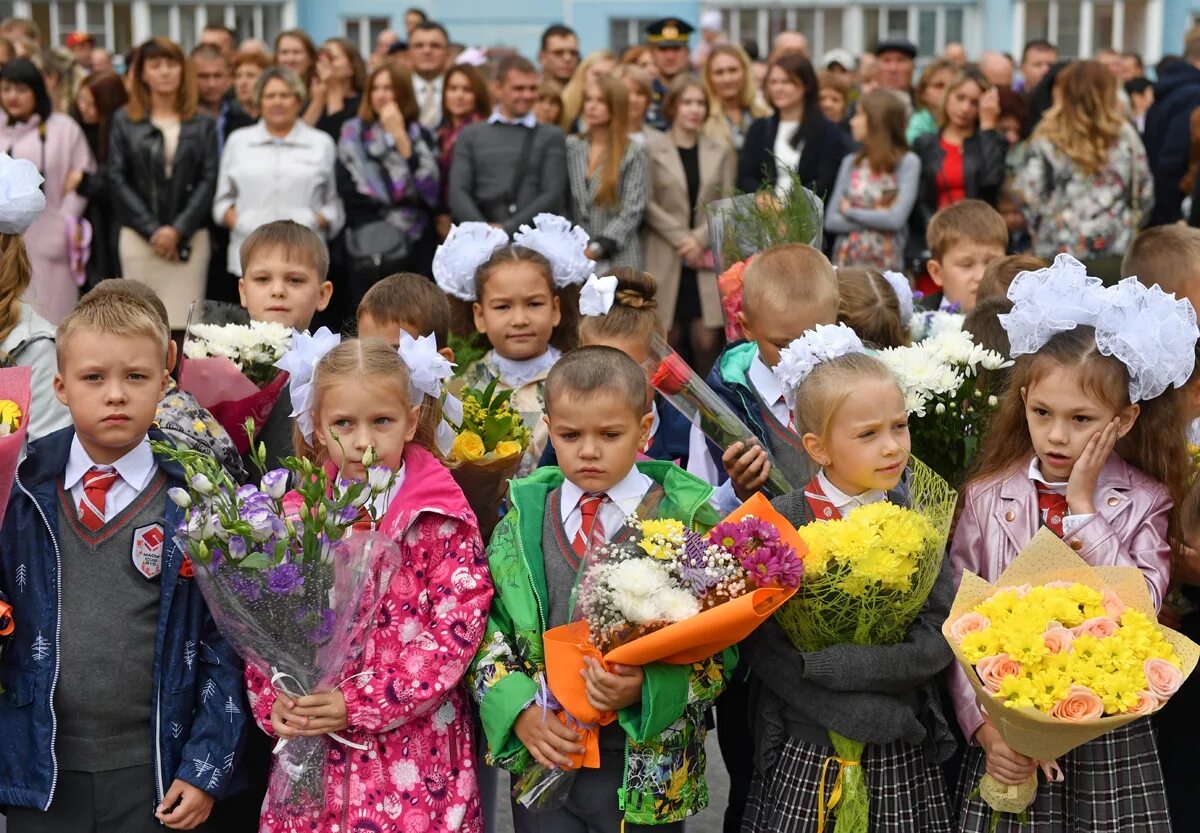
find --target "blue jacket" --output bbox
[0,427,246,811]
[1145,61,1200,225]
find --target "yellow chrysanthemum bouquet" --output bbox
[443,378,531,539]
[773,458,958,833]
[945,528,1200,825]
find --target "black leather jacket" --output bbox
[107,108,219,242]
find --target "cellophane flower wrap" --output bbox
[0,365,30,647]
[641,332,803,498]
[151,425,403,817]
[945,528,1200,827]
[774,457,957,833]
[180,320,294,453]
[515,494,805,811]
[877,327,1011,486]
[443,379,532,540]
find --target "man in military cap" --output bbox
[645,17,694,128]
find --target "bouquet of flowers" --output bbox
[151,426,402,816]
[179,320,294,453]
[907,308,964,342]
[946,529,1200,827]
[443,379,532,540]
[717,258,750,342]
[774,457,957,833]
[642,332,803,498]
[515,495,804,810]
[877,327,1011,486]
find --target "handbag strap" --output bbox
[503,125,539,215]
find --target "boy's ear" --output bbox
[53,371,67,407]
[316,281,334,313]
[800,432,830,467]
[736,310,754,341]
[638,410,654,447]
[237,277,248,309]
[927,259,944,288]
[166,340,178,375]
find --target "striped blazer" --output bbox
[565,135,648,271]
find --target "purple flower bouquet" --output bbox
[152,425,402,816]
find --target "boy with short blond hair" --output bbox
[470,346,730,833]
[0,289,245,833]
[924,199,1008,313]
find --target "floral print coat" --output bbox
[245,444,494,833]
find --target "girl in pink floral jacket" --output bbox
[245,338,494,833]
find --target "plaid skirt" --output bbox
[957,719,1171,833]
[741,736,954,833]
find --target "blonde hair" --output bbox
[836,268,909,349]
[578,268,664,347]
[927,199,1009,262]
[792,352,900,439]
[742,244,839,319]
[239,220,330,279]
[0,234,31,344]
[57,286,170,365]
[560,49,616,131]
[587,75,631,208]
[292,338,441,463]
[702,43,770,145]
[1034,60,1125,176]
[1121,225,1200,294]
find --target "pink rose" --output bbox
[1043,626,1075,654]
[1128,690,1160,716]
[1144,658,1184,700]
[976,654,1022,693]
[1072,616,1119,639]
[1010,584,1033,597]
[1101,588,1126,619]
[950,611,991,643]
[1049,685,1105,721]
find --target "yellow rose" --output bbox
[451,430,486,462]
[0,399,21,435]
[493,440,523,459]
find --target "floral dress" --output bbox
[832,159,903,271]
[245,445,494,833]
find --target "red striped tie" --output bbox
[572,493,607,558]
[79,466,119,532]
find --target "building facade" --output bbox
[4,0,1196,67]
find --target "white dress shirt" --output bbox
[560,466,653,543]
[487,108,537,129]
[773,119,802,198]
[1028,456,1091,534]
[414,74,445,129]
[212,120,345,275]
[490,346,562,389]
[814,469,886,514]
[688,351,791,515]
[65,436,158,523]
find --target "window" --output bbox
[608,17,660,55]
[1017,0,1156,59]
[343,15,390,58]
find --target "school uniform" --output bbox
[950,455,1173,832]
[739,470,957,833]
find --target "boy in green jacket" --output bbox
[469,347,733,831]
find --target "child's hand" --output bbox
[722,441,772,501]
[582,657,644,712]
[514,704,586,769]
[1065,417,1120,515]
[975,723,1037,785]
[270,690,349,738]
[155,779,214,829]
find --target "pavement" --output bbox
[494,731,731,833]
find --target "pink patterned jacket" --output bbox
[245,444,494,833]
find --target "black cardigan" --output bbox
[907,129,1009,261]
[736,112,852,204]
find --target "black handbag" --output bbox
[345,219,411,275]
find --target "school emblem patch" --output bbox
[131,523,165,580]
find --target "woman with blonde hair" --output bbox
[559,48,617,132]
[565,75,648,270]
[1011,60,1152,276]
[702,43,769,150]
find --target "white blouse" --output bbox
[212,120,345,275]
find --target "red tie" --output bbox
[572,493,607,558]
[1037,485,1069,538]
[79,466,120,532]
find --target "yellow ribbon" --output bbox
[817,756,861,833]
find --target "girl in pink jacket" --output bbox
[245,337,493,833]
[951,261,1194,833]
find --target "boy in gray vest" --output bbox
[0,289,245,832]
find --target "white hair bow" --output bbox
[432,222,509,301]
[0,153,45,235]
[773,323,865,411]
[513,214,593,289]
[397,330,456,402]
[881,271,915,324]
[579,274,619,317]
[275,327,342,443]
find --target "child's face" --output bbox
[239,247,333,331]
[546,390,654,495]
[818,88,846,123]
[1022,366,1139,482]
[802,379,911,494]
[473,263,561,361]
[315,377,420,480]
[739,297,840,369]
[54,329,170,465]
[928,240,1006,313]
[358,313,456,362]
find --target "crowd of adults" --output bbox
[2,8,1199,360]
